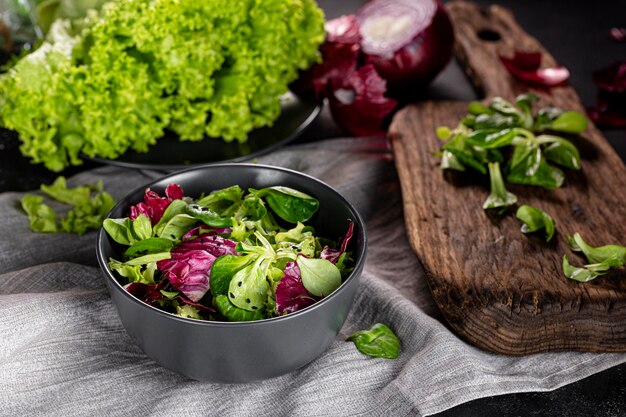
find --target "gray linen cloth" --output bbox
[1,137,624,416]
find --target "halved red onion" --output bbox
[328,65,398,136]
[499,51,570,87]
[356,0,454,99]
[325,14,361,43]
[290,15,361,99]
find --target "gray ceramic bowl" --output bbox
[96,163,367,382]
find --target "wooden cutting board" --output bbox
[389,1,626,355]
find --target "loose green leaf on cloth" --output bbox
[347,323,400,359]
[21,176,115,235]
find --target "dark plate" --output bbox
[86,92,321,171]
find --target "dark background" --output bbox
[2,1,625,415]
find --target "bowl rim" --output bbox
[96,162,367,328]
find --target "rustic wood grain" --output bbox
[389,1,626,354]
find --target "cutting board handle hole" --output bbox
[476,28,502,42]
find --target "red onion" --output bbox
[609,27,626,43]
[289,15,361,99]
[588,61,626,128]
[327,65,398,136]
[356,0,454,99]
[499,50,570,87]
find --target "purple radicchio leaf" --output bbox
[156,235,237,302]
[172,235,237,257]
[321,220,355,263]
[129,183,185,224]
[275,261,318,315]
[123,281,215,312]
[182,225,233,241]
[157,250,216,302]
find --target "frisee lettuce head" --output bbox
[0,0,325,171]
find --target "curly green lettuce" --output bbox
[0,0,325,171]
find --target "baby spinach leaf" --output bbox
[567,233,626,265]
[515,93,539,129]
[483,162,517,211]
[442,133,487,174]
[160,290,180,299]
[440,150,465,171]
[562,255,615,282]
[155,213,198,241]
[124,237,174,260]
[132,214,152,241]
[186,203,232,227]
[467,101,493,115]
[20,195,59,233]
[297,256,342,297]
[490,97,523,119]
[347,323,400,359]
[215,295,265,322]
[563,234,625,283]
[254,186,320,223]
[196,185,243,209]
[153,199,188,236]
[108,258,159,284]
[562,255,602,282]
[228,262,269,311]
[103,218,137,246]
[534,107,563,127]
[123,252,171,266]
[436,126,452,140]
[240,196,268,221]
[506,146,564,189]
[542,139,581,170]
[473,114,520,130]
[210,254,256,296]
[515,205,555,242]
[466,128,524,149]
[549,111,588,134]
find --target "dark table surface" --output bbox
[2,0,625,415]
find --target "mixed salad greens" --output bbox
[103,183,355,322]
[0,0,325,171]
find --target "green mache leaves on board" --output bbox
[436,95,586,192]
[562,233,626,282]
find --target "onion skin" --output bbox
[361,4,454,100]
